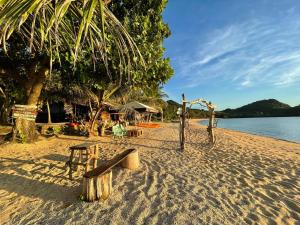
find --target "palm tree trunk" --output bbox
[89,107,102,136]
[47,100,52,124]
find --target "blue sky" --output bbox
[162,0,300,110]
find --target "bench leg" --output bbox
[85,149,91,172]
[77,151,83,176]
[98,170,112,200]
[120,149,139,170]
[69,150,74,180]
[82,170,112,202]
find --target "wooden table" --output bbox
[67,142,100,180]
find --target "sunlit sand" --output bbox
[1,122,299,224]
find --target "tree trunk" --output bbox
[89,107,102,136]
[13,118,37,143]
[47,100,52,124]
[0,99,10,124]
[101,120,107,136]
[13,65,49,143]
[88,99,93,121]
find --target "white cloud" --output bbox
[177,15,300,89]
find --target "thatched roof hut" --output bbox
[118,101,159,123]
[120,101,159,114]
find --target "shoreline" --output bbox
[190,118,300,146]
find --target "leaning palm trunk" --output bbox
[46,100,52,124]
[89,107,102,136]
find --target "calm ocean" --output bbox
[200,117,300,143]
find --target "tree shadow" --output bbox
[42,154,69,162]
[126,143,175,152]
[0,156,70,180]
[0,173,80,202]
[56,136,96,142]
[137,137,178,143]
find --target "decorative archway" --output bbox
[178,94,216,151]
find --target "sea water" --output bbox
[200,117,300,143]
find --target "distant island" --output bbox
[164,99,300,119]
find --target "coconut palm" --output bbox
[0,0,143,142]
[0,0,143,107]
[0,0,141,66]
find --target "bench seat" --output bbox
[82,148,139,202]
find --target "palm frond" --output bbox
[0,0,144,74]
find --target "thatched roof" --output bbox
[120,101,159,113]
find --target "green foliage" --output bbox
[163,100,180,120]
[0,0,174,128]
[78,194,85,202]
[41,0,174,110]
[0,0,142,69]
[17,130,27,144]
[46,126,63,135]
[163,100,210,121]
[109,0,174,87]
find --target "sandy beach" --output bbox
[0,122,300,225]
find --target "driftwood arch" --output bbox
[178,94,216,151]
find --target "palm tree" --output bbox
[0,0,142,104]
[0,0,140,65]
[0,0,143,142]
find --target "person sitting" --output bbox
[112,120,127,138]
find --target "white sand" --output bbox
[0,122,300,224]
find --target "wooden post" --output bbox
[69,149,74,180]
[86,149,90,172]
[77,151,82,175]
[207,105,215,144]
[181,94,186,151]
[93,145,98,169]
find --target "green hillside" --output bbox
[219,99,300,118]
[164,99,300,119]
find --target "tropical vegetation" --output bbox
[0,0,173,142]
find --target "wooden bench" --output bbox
[82,148,139,202]
[127,129,143,137]
[67,142,100,180]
